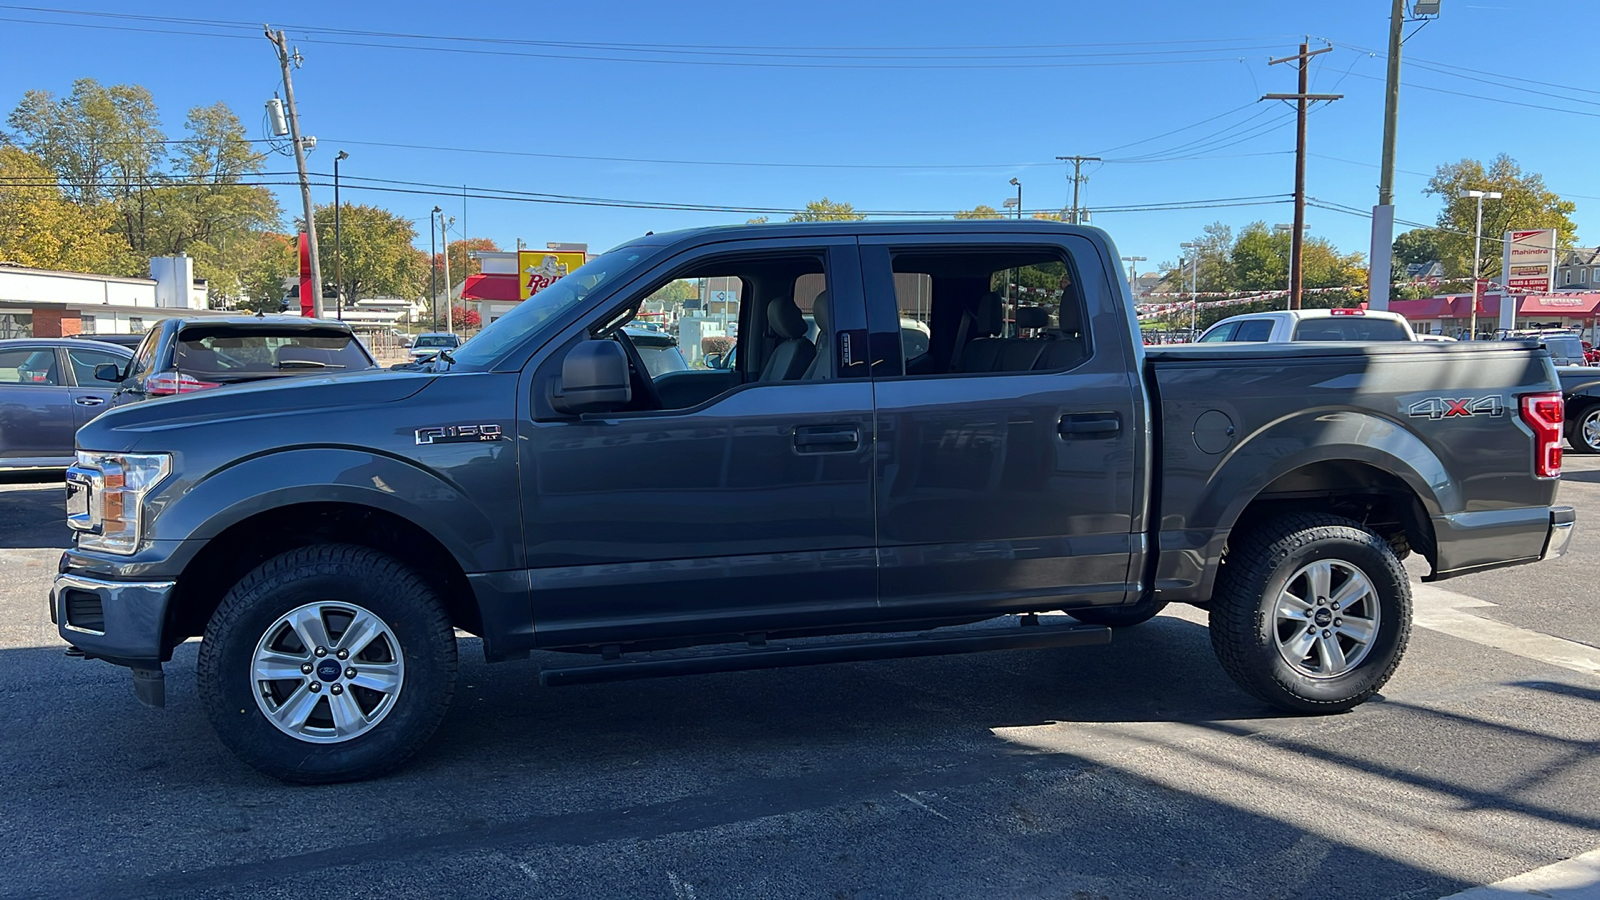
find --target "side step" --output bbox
[539,621,1112,687]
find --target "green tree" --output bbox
[954,205,1003,219]
[1230,222,1288,292]
[1424,154,1577,279]
[7,79,165,211]
[0,146,136,274]
[1392,228,1443,270]
[746,216,769,225]
[788,197,864,222]
[312,203,426,303]
[233,231,296,314]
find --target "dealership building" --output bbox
[0,254,222,339]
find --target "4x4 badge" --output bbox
[415,424,503,445]
[1406,397,1505,419]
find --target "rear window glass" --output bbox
[1233,319,1274,342]
[414,334,459,349]
[1291,317,1410,341]
[173,327,373,380]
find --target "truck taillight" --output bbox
[1519,392,1563,478]
[144,372,220,396]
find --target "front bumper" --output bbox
[51,571,175,668]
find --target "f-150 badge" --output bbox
[415,424,503,445]
[1407,397,1505,419]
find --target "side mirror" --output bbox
[94,363,124,383]
[704,353,722,369]
[550,339,631,414]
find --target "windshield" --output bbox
[414,334,458,348]
[172,326,374,381]
[449,245,649,368]
[1291,317,1411,341]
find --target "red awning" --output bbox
[460,272,520,302]
[1518,293,1600,316]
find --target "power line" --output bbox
[1338,69,1600,120]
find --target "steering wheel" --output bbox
[611,331,664,410]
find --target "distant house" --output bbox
[1404,261,1445,281]
[1555,247,1600,291]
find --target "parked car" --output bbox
[623,326,688,378]
[67,333,147,350]
[1497,330,1589,367]
[97,316,378,403]
[0,338,132,470]
[55,220,1571,784]
[1556,365,1600,452]
[408,332,461,361]
[1198,308,1416,343]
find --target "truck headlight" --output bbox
[66,451,172,555]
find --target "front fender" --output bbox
[148,447,518,574]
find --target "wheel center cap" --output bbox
[1313,608,1333,627]
[316,659,343,682]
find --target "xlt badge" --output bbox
[416,424,503,445]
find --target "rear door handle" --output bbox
[74,396,106,407]
[1058,413,1121,438]
[794,425,860,453]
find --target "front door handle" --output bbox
[74,396,106,407]
[1058,413,1121,438]
[794,425,860,453]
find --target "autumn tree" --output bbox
[1424,154,1577,279]
[430,237,499,293]
[312,203,426,303]
[954,205,1003,219]
[0,146,135,274]
[788,198,864,222]
[233,231,296,314]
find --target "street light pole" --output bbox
[333,150,347,320]
[1121,256,1146,301]
[1009,177,1021,219]
[440,212,454,336]
[1464,189,1503,340]
[1180,242,1199,339]
[429,207,438,330]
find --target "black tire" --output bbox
[1209,513,1410,713]
[1566,402,1600,454]
[198,544,457,784]
[1067,596,1169,628]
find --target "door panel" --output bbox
[63,346,126,432]
[0,346,75,465]
[858,236,1143,619]
[518,239,877,648]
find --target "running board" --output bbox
[539,621,1112,687]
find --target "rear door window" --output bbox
[0,348,59,385]
[1291,317,1410,341]
[1198,323,1238,342]
[1232,319,1275,342]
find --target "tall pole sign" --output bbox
[1502,228,1558,331]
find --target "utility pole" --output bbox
[1055,155,1101,224]
[429,207,439,329]
[333,150,347,320]
[1180,243,1199,339]
[1265,42,1340,310]
[1372,0,1442,312]
[1121,256,1146,301]
[441,212,454,335]
[265,27,323,319]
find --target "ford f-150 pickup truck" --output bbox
[52,221,1575,783]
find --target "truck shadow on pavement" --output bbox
[8,615,1600,899]
[0,481,69,550]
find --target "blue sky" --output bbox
[4,1,1598,274]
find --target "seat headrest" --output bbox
[1015,306,1050,330]
[767,298,806,340]
[975,291,1003,336]
[810,290,830,335]
[1058,296,1084,336]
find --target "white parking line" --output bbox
[1412,583,1600,679]
[1441,845,1600,898]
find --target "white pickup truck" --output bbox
[1198,308,1416,343]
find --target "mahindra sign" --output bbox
[1502,229,1557,296]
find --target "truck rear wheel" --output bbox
[197,544,457,783]
[1209,513,1410,713]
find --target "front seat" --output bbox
[759,297,817,381]
[802,290,830,379]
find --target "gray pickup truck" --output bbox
[52,221,1574,783]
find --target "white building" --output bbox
[0,253,219,338]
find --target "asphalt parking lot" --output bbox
[1,464,1597,900]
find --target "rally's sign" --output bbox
[517,249,588,300]
[1502,229,1557,295]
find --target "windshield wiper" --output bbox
[274,360,345,369]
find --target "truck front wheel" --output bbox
[1209,514,1411,713]
[197,544,457,783]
